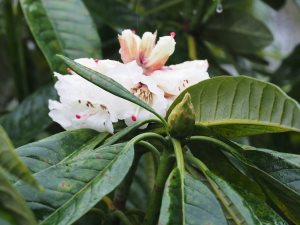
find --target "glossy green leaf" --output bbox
[168,76,300,137]
[241,146,300,224]
[58,55,165,124]
[0,84,57,147]
[0,167,37,225]
[20,0,101,72]
[187,146,288,225]
[203,10,273,53]
[158,169,227,225]
[16,134,134,225]
[0,126,38,188]
[16,129,104,173]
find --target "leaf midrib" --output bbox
[197,119,300,131]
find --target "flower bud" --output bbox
[118,29,140,63]
[167,93,195,137]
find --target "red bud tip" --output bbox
[170,32,176,37]
[94,58,99,63]
[131,115,137,121]
[75,114,81,119]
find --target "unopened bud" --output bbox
[167,93,195,137]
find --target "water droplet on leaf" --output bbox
[216,3,223,13]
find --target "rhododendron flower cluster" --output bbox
[49,30,210,133]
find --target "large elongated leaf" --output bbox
[0,126,38,188]
[158,169,227,225]
[202,10,273,53]
[20,0,101,72]
[16,134,134,225]
[58,56,165,123]
[0,167,37,225]
[0,84,57,147]
[168,76,300,137]
[241,146,300,224]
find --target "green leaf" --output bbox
[58,55,166,125]
[0,126,39,188]
[15,132,134,225]
[203,10,273,53]
[0,84,57,147]
[0,167,37,225]
[16,129,104,173]
[168,76,300,137]
[20,0,102,72]
[241,146,300,224]
[187,146,288,225]
[158,169,227,225]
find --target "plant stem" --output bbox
[4,0,29,101]
[111,210,134,225]
[188,136,243,159]
[113,152,142,210]
[143,149,173,225]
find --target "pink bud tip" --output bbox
[131,29,136,34]
[131,115,137,122]
[67,68,72,73]
[94,58,99,63]
[75,114,81,119]
[170,32,176,37]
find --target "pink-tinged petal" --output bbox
[118,29,141,63]
[138,31,157,65]
[143,35,176,74]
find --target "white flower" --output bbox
[151,60,210,97]
[49,73,116,133]
[49,59,170,132]
[49,30,210,134]
[95,60,169,126]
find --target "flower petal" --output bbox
[151,60,210,96]
[143,35,176,74]
[138,31,157,64]
[118,29,141,63]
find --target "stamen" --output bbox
[75,114,81,119]
[131,115,137,121]
[94,58,99,64]
[67,68,72,73]
[170,32,176,37]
